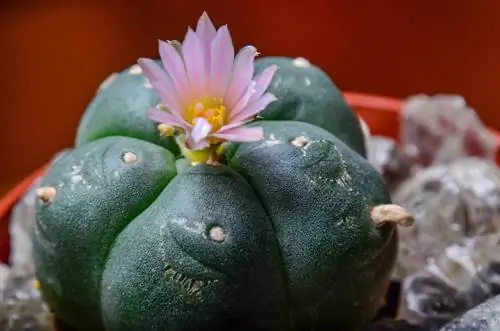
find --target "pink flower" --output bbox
[138,12,278,151]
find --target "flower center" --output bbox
[187,97,227,132]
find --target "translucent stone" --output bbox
[400,94,497,168]
[392,158,500,280]
[439,294,500,331]
[0,264,55,331]
[367,136,412,192]
[400,232,500,329]
[9,178,41,277]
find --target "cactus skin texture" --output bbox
[254,57,367,157]
[32,59,396,331]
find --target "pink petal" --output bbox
[224,46,258,109]
[229,81,256,120]
[168,40,183,55]
[191,117,212,143]
[248,64,278,104]
[159,40,190,102]
[210,25,234,97]
[212,126,264,142]
[147,108,190,129]
[137,58,182,114]
[217,121,246,132]
[195,11,216,56]
[217,122,256,133]
[230,92,277,123]
[182,28,207,97]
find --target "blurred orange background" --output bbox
[1,1,500,195]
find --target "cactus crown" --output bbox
[138,11,278,164]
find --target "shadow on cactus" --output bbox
[31,12,413,331]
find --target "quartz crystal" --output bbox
[9,178,41,277]
[367,136,412,192]
[439,295,500,331]
[400,232,500,329]
[0,265,54,331]
[392,157,500,279]
[400,94,497,168]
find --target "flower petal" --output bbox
[196,12,216,83]
[212,126,264,142]
[191,117,212,143]
[168,40,183,55]
[183,28,207,97]
[147,108,190,129]
[210,25,234,97]
[249,64,278,104]
[224,45,257,109]
[137,58,182,113]
[230,92,277,123]
[217,120,247,133]
[159,40,190,102]
[196,11,216,54]
[229,81,256,120]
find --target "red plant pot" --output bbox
[2,92,500,264]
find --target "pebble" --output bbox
[0,264,55,331]
[400,94,497,168]
[439,295,500,331]
[392,158,500,279]
[400,233,500,328]
[367,136,412,192]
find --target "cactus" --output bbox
[32,12,412,331]
[254,56,367,157]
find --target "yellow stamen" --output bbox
[178,139,219,165]
[175,97,230,164]
[186,97,227,133]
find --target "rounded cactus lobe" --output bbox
[75,63,179,154]
[254,56,366,156]
[317,229,398,330]
[228,120,396,330]
[101,165,288,331]
[32,136,176,330]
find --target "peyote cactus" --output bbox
[32,12,412,331]
[253,56,367,157]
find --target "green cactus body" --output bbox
[254,56,367,156]
[32,60,396,331]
